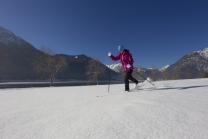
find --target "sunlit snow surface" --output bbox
[0,79,208,139]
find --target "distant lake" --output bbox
[0,80,125,89]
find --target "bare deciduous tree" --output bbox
[32,46,67,86]
[85,57,106,85]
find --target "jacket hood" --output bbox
[123,49,130,53]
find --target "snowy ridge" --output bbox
[0,26,27,46]
[190,47,208,59]
[198,47,208,59]
[159,65,170,72]
[168,47,208,74]
[107,63,169,73]
[0,26,14,36]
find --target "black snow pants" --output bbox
[124,70,138,91]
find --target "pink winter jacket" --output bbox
[110,49,134,71]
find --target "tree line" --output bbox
[136,66,208,81]
[114,65,208,81]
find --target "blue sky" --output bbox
[0,0,208,68]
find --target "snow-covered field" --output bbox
[0,78,208,139]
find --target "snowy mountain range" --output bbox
[107,63,170,73]
[162,48,208,79]
[106,63,122,72]
[168,48,208,72]
[164,47,208,79]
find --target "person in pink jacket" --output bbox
[108,45,138,92]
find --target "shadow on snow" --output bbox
[144,85,208,91]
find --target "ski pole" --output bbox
[108,61,111,92]
[136,72,154,86]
